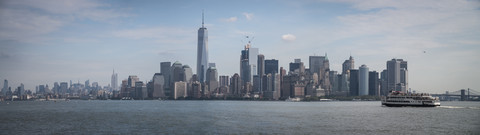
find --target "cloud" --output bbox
[242,12,254,20]
[281,34,296,42]
[221,17,238,22]
[0,0,131,43]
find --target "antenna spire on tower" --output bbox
[202,10,205,28]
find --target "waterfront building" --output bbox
[190,81,202,98]
[230,73,242,96]
[174,81,187,99]
[386,59,408,92]
[369,71,379,96]
[197,12,209,83]
[2,79,8,95]
[380,70,388,96]
[152,73,165,98]
[161,62,172,89]
[206,67,218,93]
[349,69,359,96]
[359,65,369,96]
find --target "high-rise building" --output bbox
[219,75,229,87]
[206,67,218,93]
[2,79,7,95]
[380,69,388,96]
[171,61,184,82]
[183,65,193,83]
[127,75,139,88]
[239,41,259,85]
[387,59,408,92]
[289,60,305,74]
[359,65,369,96]
[230,73,242,96]
[369,71,379,96]
[349,69,359,96]
[309,56,326,74]
[342,56,354,75]
[264,59,279,75]
[111,69,118,91]
[258,55,265,77]
[161,62,172,88]
[174,81,187,99]
[257,54,265,93]
[152,73,165,98]
[197,12,209,83]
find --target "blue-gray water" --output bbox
[1,101,479,134]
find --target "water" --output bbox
[1,101,479,134]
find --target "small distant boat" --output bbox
[382,91,440,107]
[319,99,333,101]
[285,97,301,102]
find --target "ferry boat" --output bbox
[381,91,440,107]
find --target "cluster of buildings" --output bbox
[0,13,410,101]
[113,14,410,100]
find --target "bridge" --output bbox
[431,88,480,101]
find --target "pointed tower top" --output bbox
[325,53,328,60]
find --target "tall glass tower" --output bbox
[197,11,209,83]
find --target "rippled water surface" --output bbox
[1,101,479,134]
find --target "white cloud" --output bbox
[243,12,254,20]
[0,0,130,43]
[281,34,296,42]
[221,17,238,22]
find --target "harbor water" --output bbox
[0,101,479,134]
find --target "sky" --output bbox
[0,0,479,94]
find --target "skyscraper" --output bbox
[161,62,172,89]
[369,71,379,96]
[349,69,359,96]
[197,11,209,83]
[342,56,354,75]
[206,67,218,93]
[264,59,279,75]
[309,56,326,74]
[359,65,369,96]
[386,59,408,92]
[2,79,7,95]
[152,73,165,98]
[111,69,118,91]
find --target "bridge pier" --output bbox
[461,89,466,101]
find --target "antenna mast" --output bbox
[202,10,205,28]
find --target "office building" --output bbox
[174,81,187,99]
[349,69,359,96]
[197,12,209,83]
[111,69,118,91]
[369,71,379,96]
[264,59,279,75]
[359,65,369,96]
[342,56,354,75]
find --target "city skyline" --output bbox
[0,0,479,93]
